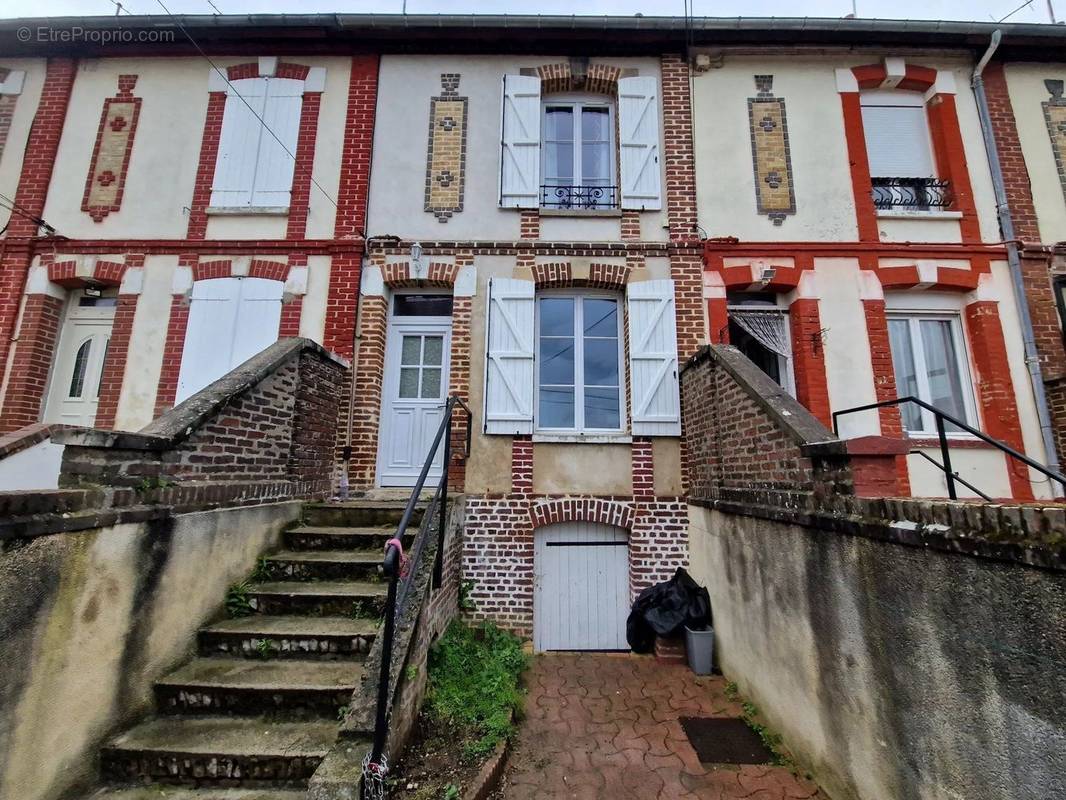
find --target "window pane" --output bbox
[583,299,617,337]
[582,142,611,184]
[544,107,574,141]
[401,336,421,366]
[888,319,924,432]
[585,386,620,429]
[540,338,575,385]
[421,367,442,399]
[539,387,575,428]
[399,367,420,399]
[393,294,453,317]
[423,336,443,366]
[919,319,968,429]
[68,340,91,399]
[581,107,610,141]
[540,298,574,337]
[544,142,573,183]
[583,338,619,386]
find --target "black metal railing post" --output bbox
[935,414,958,500]
[433,413,451,590]
[370,543,400,768]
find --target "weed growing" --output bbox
[725,680,792,768]
[225,581,255,618]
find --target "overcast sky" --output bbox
[0,0,1060,25]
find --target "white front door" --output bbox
[534,522,630,652]
[44,292,117,427]
[377,296,452,487]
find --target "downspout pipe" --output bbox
[972,29,1063,480]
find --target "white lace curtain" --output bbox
[730,310,791,357]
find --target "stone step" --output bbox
[99,717,335,787]
[283,526,409,552]
[85,786,308,800]
[198,616,377,660]
[260,550,382,582]
[154,658,363,716]
[301,501,424,530]
[247,581,389,617]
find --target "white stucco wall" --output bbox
[367,55,668,244]
[0,439,63,491]
[1004,63,1066,243]
[0,59,44,233]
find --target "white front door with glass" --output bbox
[378,294,453,487]
[44,291,117,427]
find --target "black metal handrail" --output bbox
[540,184,618,210]
[832,395,1066,499]
[871,176,953,211]
[366,395,472,790]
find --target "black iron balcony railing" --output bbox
[541,184,619,210]
[871,177,953,211]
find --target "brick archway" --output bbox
[534,61,624,96]
[530,497,635,531]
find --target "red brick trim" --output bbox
[285,91,322,240]
[965,300,1035,500]
[81,75,141,223]
[840,91,880,242]
[382,260,459,289]
[334,55,379,240]
[511,436,533,496]
[631,437,654,501]
[447,289,473,490]
[982,63,1040,241]
[192,259,231,282]
[535,61,623,96]
[789,298,831,427]
[851,62,936,92]
[707,296,729,344]
[346,294,387,486]
[661,54,698,243]
[620,211,641,241]
[519,209,540,240]
[187,91,226,240]
[530,261,631,290]
[154,255,197,415]
[226,61,310,82]
[530,497,635,529]
[862,296,911,493]
[46,259,128,289]
[279,296,303,337]
[94,259,142,429]
[926,93,980,242]
[248,258,290,282]
[0,295,64,433]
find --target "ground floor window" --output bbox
[727,292,794,394]
[887,313,975,433]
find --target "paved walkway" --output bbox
[496,653,821,800]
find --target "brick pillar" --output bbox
[788,298,831,427]
[863,298,911,495]
[926,93,980,243]
[0,293,64,432]
[661,53,698,242]
[155,256,195,416]
[94,257,143,430]
[631,437,654,501]
[839,91,879,243]
[447,287,473,491]
[707,296,729,344]
[965,300,1035,500]
[511,435,533,497]
[0,59,77,425]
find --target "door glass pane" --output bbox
[539,298,574,337]
[888,319,924,432]
[540,338,575,386]
[539,387,575,428]
[423,336,443,366]
[68,340,92,399]
[421,367,442,399]
[399,367,420,399]
[919,319,967,431]
[401,336,421,366]
[393,294,453,317]
[585,386,620,429]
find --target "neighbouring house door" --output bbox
[377,294,453,487]
[43,292,117,427]
[533,521,630,651]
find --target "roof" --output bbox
[2,14,1066,59]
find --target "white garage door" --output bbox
[533,522,630,652]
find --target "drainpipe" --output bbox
[972,29,1063,481]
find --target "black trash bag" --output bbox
[626,568,712,653]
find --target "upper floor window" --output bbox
[860,90,950,211]
[210,77,303,210]
[541,100,616,210]
[887,312,976,434]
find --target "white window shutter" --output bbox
[499,75,541,209]
[484,277,535,434]
[860,99,935,178]
[618,76,662,211]
[251,78,303,207]
[210,78,267,208]
[176,278,240,402]
[627,279,680,436]
[230,277,284,366]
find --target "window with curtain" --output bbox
[726,293,794,395]
[887,313,975,433]
[535,294,623,432]
[541,100,616,210]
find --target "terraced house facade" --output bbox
[1,13,1065,648]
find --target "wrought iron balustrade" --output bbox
[871,177,953,211]
[541,184,618,210]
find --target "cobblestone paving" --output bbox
[497,653,822,800]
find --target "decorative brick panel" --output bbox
[424,74,468,223]
[82,75,142,223]
[748,75,796,226]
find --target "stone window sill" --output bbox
[908,434,988,449]
[532,433,632,444]
[876,209,963,220]
[206,206,290,217]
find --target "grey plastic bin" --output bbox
[684,625,714,675]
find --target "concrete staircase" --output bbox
[84,500,421,800]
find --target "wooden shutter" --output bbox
[499,75,541,209]
[860,91,935,178]
[251,78,303,207]
[210,78,267,208]
[231,277,284,366]
[175,278,240,402]
[627,279,681,436]
[484,277,535,434]
[618,76,662,211]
